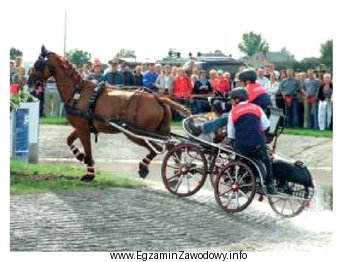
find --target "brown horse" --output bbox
[34,46,190,181]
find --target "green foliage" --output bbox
[10,90,38,112]
[66,49,92,69]
[10,160,144,195]
[10,47,23,60]
[238,32,269,58]
[320,39,333,73]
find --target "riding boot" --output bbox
[186,118,202,136]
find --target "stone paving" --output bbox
[10,125,333,251]
[10,187,332,252]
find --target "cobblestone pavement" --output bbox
[10,187,332,252]
[10,125,333,251]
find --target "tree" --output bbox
[10,47,23,60]
[66,49,92,68]
[320,39,333,72]
[238,32,269,58]
[115,49,136,58]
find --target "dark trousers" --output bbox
[235,144,273,185]
[285,98,300,128]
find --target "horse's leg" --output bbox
[77,130,95,182]
[138,149,158,179]
[67,130,85,162]
[138,141,164,179]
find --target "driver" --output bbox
[192,69,272,136]
[187,88,277,195]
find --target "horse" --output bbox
[33,46,190,182]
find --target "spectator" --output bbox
[209,69,219,92]
[133,65,143,86]
[265,72,280,107]
[303,69,320,129]
[215,70,230,96]
[155,65,173,94]
[14,56,23,69]
[154,63,162,75]
[279,69,306,128]
[276,69,287,112]
[102,61,124,87]
[80,64,90,80]
[190,74,199,89]
[143,62,158,91]
[122,64,135,86]
[223,72,232,92]
[193,70,212,113]
[172,68,192,119]
[183,59,196,77]
[256,68,270,87]
[295,72,307,128]
[10,61,16,84]
[173,68,192,98]
[87,63,103,84]
[13,67,27,91]
[30,81,45,117]
[318,73,333,130]
[171,66,178,79]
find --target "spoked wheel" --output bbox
[268,182,314,217]
[214,161,256,212]
[268,181,313,217]
[161,143,207,197]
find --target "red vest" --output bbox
[231,103,262,123]
[246,83,268,103]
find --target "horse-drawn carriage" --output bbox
[34,46,314,218]
[161,108,315,217]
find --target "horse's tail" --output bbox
[158,97,191,117]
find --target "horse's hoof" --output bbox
[80,175,95,182]
[138,169,149,179]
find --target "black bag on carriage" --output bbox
[272,158,314,187]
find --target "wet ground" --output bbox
[10,125,333,251]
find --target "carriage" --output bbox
[34,46,314,218]
[160,108,315,217]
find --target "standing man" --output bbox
[303,69,320,129]
[143,62,158,92]
[256,68,270,87]
[102,60,124,87]
[122,64,135,86]
[279,69,306,128]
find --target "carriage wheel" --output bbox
[214,161,256,213]
[161,143,207,197]
[268,182,311,217]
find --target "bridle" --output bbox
[34,53,54,81]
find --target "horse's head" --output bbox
[33,45,54,81]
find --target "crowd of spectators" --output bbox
[10,56,333,131]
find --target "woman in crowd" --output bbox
[13,67,27,91]
[209,69,219,92]
[265,72,280,107]
[215,70,230,96]
[172,68,192,119]
[318,73,333,130]
[155,65,174,94]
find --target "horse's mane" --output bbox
[56,55,83,83]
